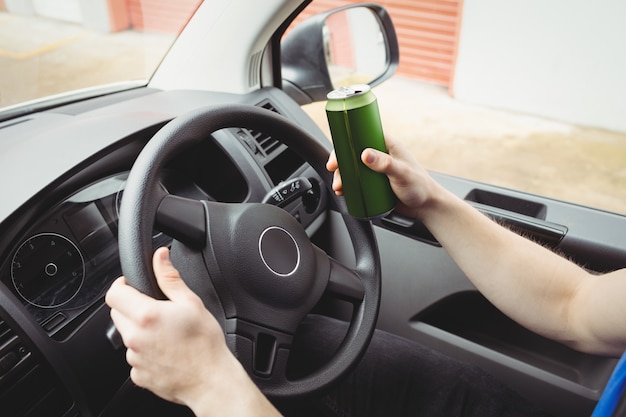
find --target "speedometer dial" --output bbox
[11,233,85,308]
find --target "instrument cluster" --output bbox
[4,173,171,338]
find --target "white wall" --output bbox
[453,0,626,133]
[32,0,82,23]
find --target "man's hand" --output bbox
[105,247,281,416]
[326,136,441,219]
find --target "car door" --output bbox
[281,2,626,417]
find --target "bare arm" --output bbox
[328,138,626,357]
[421,183,626,357]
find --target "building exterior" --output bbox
[3,0,625,133]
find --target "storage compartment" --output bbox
[464,189,567,247]
[414,291,616,390]
[466,189,547,219]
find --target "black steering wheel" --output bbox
[117,104,381,399]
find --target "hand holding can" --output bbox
[325,84,396,219]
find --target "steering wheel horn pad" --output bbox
[118,104,382,398]
[203,200,327,334]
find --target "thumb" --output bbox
[152,247,193,302]
[361,148,393,175]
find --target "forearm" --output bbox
[188,357,283,417]
[191,386,281,417]
[417,183,590,348]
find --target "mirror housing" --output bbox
[281,3,399,105]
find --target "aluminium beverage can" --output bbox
[325,84,396,219]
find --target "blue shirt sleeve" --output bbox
[591,352,626,417]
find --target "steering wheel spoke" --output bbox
[228,320,294,380]
[325,256,365,303]
[155,194,206,248]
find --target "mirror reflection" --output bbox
[323,8,387,88]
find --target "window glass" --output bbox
[302,80,626,216]
[0,2,199,110]
[296,1,626,216]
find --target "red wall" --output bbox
[293,0,462,87]
[125,0,201,33]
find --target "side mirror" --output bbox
[281,4,399,105]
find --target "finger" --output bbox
[326,150,338,171]
[106,275,160,323]
[106,276,143,313]
[109,308,135,348]
[152,247,198,304]
[332,167,344,196]
[125,347,142,368]
[327,150,343,195]
[109,301,154,352]
[129,364,149,389]
[105,275,126,297]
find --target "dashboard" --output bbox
[0,87,330,417]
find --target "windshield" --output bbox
[0,2,199,112]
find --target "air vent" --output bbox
[242,102,283,157]
[0,319,14,347]
[0,317,74,416]
[251,130,281,155]
[234,101,305,185]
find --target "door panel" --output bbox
[356,171,626,417]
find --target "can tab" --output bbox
[327,84,370,99]
[262,177,313,208]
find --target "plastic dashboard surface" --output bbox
[0,87,330,416]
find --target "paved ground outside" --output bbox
[0,11,172,108]
[303,79,626,215]
[2,11,626,215]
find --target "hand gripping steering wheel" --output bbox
[117,104,381,399]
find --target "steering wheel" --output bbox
[117,104,381,399]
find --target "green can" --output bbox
[325,84,396,219]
